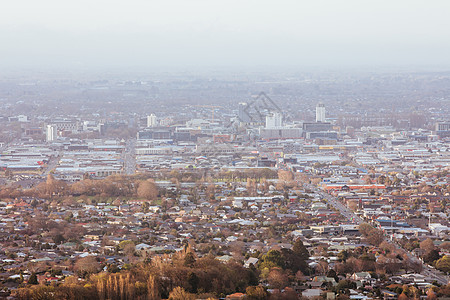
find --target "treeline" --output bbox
[14,240,311,300]
[0,174,159,201]
[15,247,260,300]
[162,168,279,183]
[1,168,283,201]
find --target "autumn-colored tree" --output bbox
[279,287,299,300]
[137,179,158,200]
[436,255,450,274]
[123,243,136,261]
[246,286,269,300]
[260,178,270,193]
[74,256,101,278]
[245,178,257,196]
[267,268,289,290]
[358,223,374,236]
[347,200,359,211]
[420,238,436,253]
[184,251,196,267]
[278,170,294,182]
[315,260,329,275]
[398,292,409,300]
[379,241,395,253]
[358,223,384,246]
[147,274,160,300]
[206,181,216,200]
[427,288,437,300]
[168,287,195,300]
[441,242,450,251]
[276,170,295,190]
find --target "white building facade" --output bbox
[316,103,326,122]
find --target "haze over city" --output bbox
[0,1,449,300]
[1,0,450,69]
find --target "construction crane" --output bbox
[192,105,222,122]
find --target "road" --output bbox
[305,183,363,224]
[123,139,136,175]
[324,192,364,224]
[422,265,449,285]
[307,183,449,285]
[42,153,60,176]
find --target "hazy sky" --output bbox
[1,0,450,70]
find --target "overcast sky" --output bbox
[1,0,450,70]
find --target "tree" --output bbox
[137,179,158,200]
[398,293,409,300]
[246,178,257,196]
[31,199,38,208]
[347,200,359,211]
[441,242,450,251]
[123,243,136,260]
[260,250,285,270]
[316,261,329,275]
[267,268,289,289]
[336,280,356,293]
[327,269,339,282]
[279,287,299,300]
[142,201,150,213]
[278,170,294,182]
[280,248,308,274]
[168,287,195,300]
[338,250,349,262]
[184,251,196,267]
[293,239,309,261]
[420,238,436,253]
[147,275,160,300]
[424,249,441,264]
[52,234,65,245]
[368,229,385,245]
[359,223,384,246]
[246,286,269,300]
[28,273,38,284]
[119,240,135,250]
[436,256,450,274]
[276,170,295,190]
[74,256,101,277]
[187,272,199,293]
[427,289,438,300]
[358,223,374,237]
[206,181,216,200]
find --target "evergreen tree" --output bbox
[184,252,196,267]
[187,272,199,293]
[28,273,38,285]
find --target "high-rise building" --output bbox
[147,114,158,127]
[46,124,57,142]
[238,102,252,123]
[265,111,283,128]
[316,103,326,122]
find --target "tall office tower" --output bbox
[147,114,158,127]
[238,102,251,123]
[265,111,283,128]
[46,124,57,142]
[316,103,326,122]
